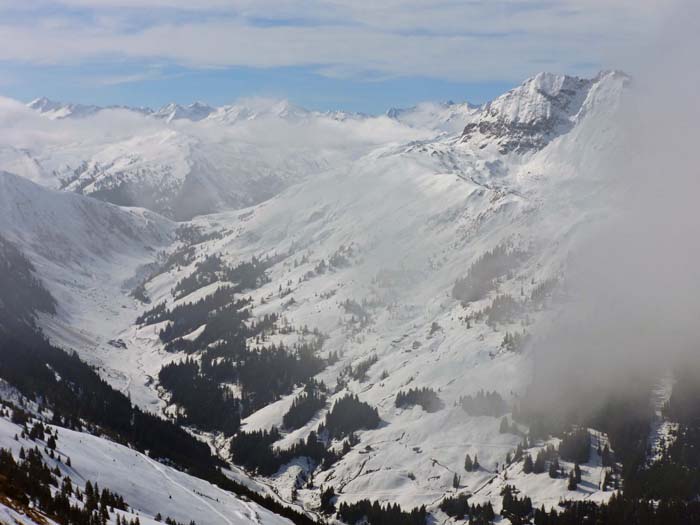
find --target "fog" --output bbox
[0,94,432,217]
[527,0,700,414]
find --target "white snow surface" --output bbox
[0,71,635,518]
[0,411,291,525]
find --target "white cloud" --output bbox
[0,1,676,83]
[94,68,165,86]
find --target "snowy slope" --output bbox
[0,501,58,525]
[3,71,632,520]
[0,171,177,407]
[73,71,625,517]
[0,404,292,525]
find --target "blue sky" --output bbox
[0,0,661,113]
[1,62,515,114]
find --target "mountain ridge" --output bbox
[3,71,670,525]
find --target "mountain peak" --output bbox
[153,102,214,122]
[461,70,626,153]
[27,98,103,120]
[207,98,310,124]
[27,96,54,110]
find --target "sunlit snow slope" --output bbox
[0,70,630,521]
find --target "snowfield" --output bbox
[0,409,292,525]
[0,71,632,522]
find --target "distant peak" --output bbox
[152,101,215,122]
[27,97,60,110]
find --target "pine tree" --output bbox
[534,450,546,474]
[320,486,336,514]
[453,473,460,488]
[523,454,534,474]
[574,463,581,483]
[548,458,559,478]
[473,455,480,470]
[514,443,523,461]
[568,469,577,490]
[464,454,473,471]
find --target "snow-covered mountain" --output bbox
[153,101,215,122]
[387,101,479,133]
[206,99,310,125]
[0,170,174,355]
[461,70,629,153]
[27,97,104,119]
[2,71,662,524]
[28,96,153,119]
[18,96,432,219]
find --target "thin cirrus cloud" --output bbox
[0,0,669,84]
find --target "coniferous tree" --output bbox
[548,458,559,478]
[439,494,470,518]
[514,443,523,461]
[533,450,546,474]
[464,454,473,472]
[319,486,336,514]
[559,427,591,464]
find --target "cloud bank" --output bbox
[0,1,675,84]
[526,0,700,414]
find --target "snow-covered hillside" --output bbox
[0,170,176,402]
[0,71,633,523]
[0,388,292,525]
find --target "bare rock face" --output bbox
[461,71,628,154]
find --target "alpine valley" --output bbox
[0,71,697,525]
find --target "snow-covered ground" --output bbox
[0,407,292,525]
[0,71,634,519]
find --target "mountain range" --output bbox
[0,70,692,525]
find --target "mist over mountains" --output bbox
[0,67,699,525]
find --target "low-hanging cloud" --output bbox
[526,0,700,413]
